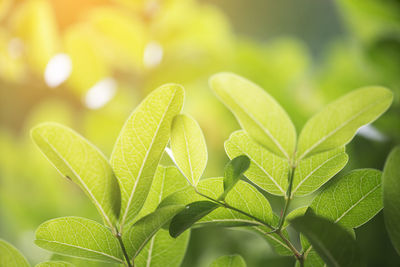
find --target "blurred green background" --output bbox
[1,0,400,266]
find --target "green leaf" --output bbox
[291,147,348,196]
[297,86,393,160]
[251,227,293,256]
[219,155,250,200]
[160,178,273,227]
[209,255,247,267]
[134,230,189,267]
[35,217,124,264]
[311,169,382,228]
[0,239,30,267]
[35,262,75,267]
[210,72,296,160]
[291,213,362,267]
[298,248,325,267]
[383,146,400,255]
[135,166,190,267]
[169,201,219,238]
[31,123,120,228]
[136,166,190,219]
[110,84,184,232]
[225,130,289,196]
[123,205,185,260]
[170,114,208,186]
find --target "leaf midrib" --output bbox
[292,152,344,195]
[334,183,381,224]
[230,141,286,194]
[119,90,177,232]
[298,97,388,160]
[35,239,123,263]
[39,134,113,228]
[225,92,290,160]
[182,119,195,185]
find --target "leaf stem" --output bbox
[116,232,133,267]
[276,229,303,263]
[194,187,275,230]
[278,166,295,230]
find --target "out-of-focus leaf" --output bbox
[64,26,109,95]
[297,86,393,160]
[169,201,219,238]
[31,122,120,228]
[0,239,30,267]
[35,262,75,267]
[225,131,289,196]
[0,0,11,20]
[209,255,247,267]
[291,213,362,267]
[219,155,250,200]
[111,84,184,232]
[171,114,208,186]
[160,178,273,227]
[383,146,400,255]
[292,147,348,196]
[311,169,382,228]
[35,217,123,264]
[123,205,185,260]
[210,72,296,160]
[87,8,146,70]
[11,0,59,72]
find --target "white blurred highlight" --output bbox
[84,78,117,109]
[357,125,386,142]
[143,41,163,68]
[44,53,72,88]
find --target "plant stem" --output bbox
[278,166,295,230]
[194,188,275,230]
[276,229,303,263]
[116,233,133,267]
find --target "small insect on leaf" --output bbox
[219,155,250,200]
[169,201,219,238]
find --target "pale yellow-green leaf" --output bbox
[135,166,190,267]
[160,178,273,227]
[35,217,124,264]
[111,84,184,232]
[171,114,208,186]
[0,239,30,267]
[210,72,296,160]
[31,123,120,228]
[292,147,348,196]
[297,86,393,160]
[123,205,185,261]
[134,229,189,267]
[225,130,289,195]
